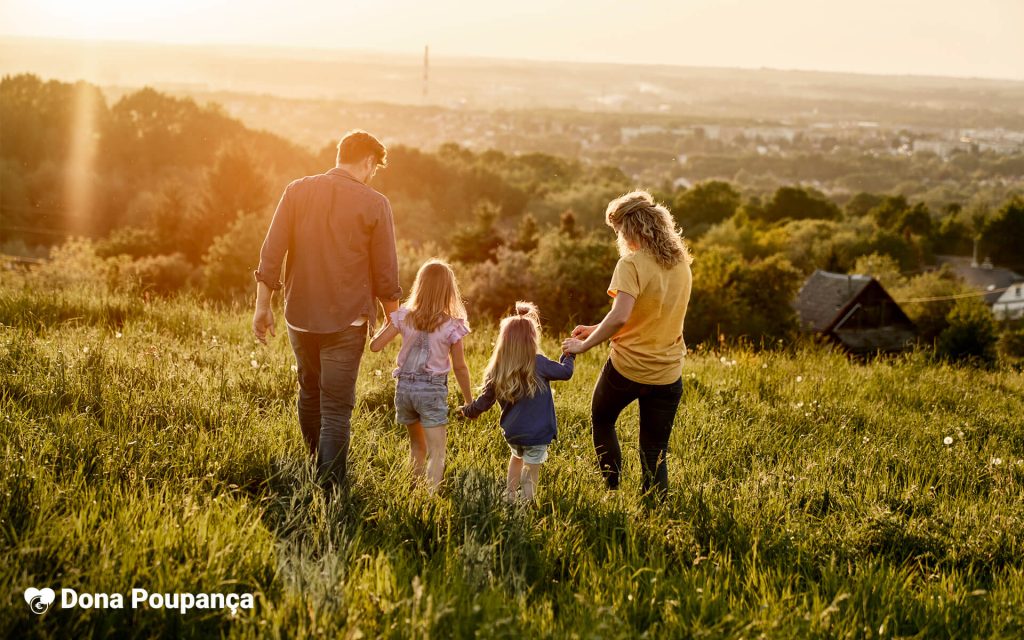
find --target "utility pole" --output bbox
[423,45,429,102]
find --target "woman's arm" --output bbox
[449,340,474,404]
[562,292,635,355]
[369,323,400,352]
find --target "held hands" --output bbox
[571,324,596,340]
[561,338,587,355]
[252,307,276,345]
[562,324,595,355]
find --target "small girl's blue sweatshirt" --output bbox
[462,353,575,446]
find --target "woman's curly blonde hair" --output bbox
[605,191,692,269]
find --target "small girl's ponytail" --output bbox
[514,301,540,324]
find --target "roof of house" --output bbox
[794,270,873,332]
[935,255,1022,305]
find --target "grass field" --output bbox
[1,277,1023,639]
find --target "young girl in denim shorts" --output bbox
[370,260,474,492]
[461,302,574,502]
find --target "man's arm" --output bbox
[370,198,402,319]
[253,185,295,343]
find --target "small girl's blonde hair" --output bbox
[482,301,541,404]
[405,259,467,332]
[606,190,692,269]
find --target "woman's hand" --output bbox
[571,325,596,340]
[561,337,587,355]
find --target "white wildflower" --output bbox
[796,375,803,383]
[943,436,953,445]
[115,332,123,339]
[991,457,1002,466]
[250,359,259,369]
[290,364,298,373]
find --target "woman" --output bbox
[562,190,692,498]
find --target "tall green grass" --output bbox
[1,281,1022,638]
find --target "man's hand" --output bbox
[253,307,276,344]
[571,325,596,340]
[562,337,587,355]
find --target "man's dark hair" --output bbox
[336,130,387,167]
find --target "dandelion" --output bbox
[991,457,1002,466]
[943,436,953,445]
[720,356,727,363]
[796,375,803,383]
[250,359,259,369]
[762,363,768,369]
[730,359,737,366]
[115,332,123,339]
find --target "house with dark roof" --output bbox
[935,255,1022,306]
[794,270,917,354]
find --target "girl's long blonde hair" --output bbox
[482,301,541,404]
[606,190,692,269]
[405,259,467,332]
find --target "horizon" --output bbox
[3,33,1024,85]
[2,0,1023,81]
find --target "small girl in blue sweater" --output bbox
[461,302,574,501]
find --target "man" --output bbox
[253,130,401,486]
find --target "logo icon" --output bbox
[25,588,56,614]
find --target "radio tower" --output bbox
[422,45,429,102]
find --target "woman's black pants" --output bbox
[591,359,683,497]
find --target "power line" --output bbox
[896,286,1012,303]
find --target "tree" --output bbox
[450,201,505,264]
[672,180,740,235]
[980,196,1024,271]
[511,213,540,253]
[559,209,580,238]
[760,186,840,223]
[193,147,271,258]
[937,298,998,365]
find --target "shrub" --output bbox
[937,298,998,365]
[124,253,196,296]
[202,211,269,302]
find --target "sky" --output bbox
[2,0,1023,80]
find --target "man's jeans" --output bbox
[288,324,367,484]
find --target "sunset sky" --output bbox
[2,0,1023,80]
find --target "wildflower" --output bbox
[250,351,256,358]
[83,346,90,353]
[290,364,298,373]
[374,369,383,377]
[730,359,737,366]
[991,457,1002,466]
[720,356,727,363]
[862,436,870,444]
[115,332,123,339]
[250,359,259,369]
[762,363,768,369]
[943,436,953,445]
[796,375,803,383]
[211,336,218,345]
[795,401,804,409]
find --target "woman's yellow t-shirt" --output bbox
[607,250,692,385]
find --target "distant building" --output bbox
[935,255,1023,306]
[993,281,1024,320]
[794,270,916,354]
